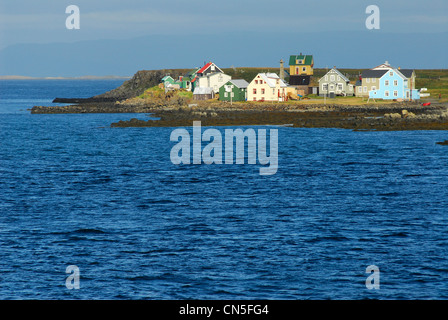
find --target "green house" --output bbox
[219,79,249,102]
[161,75,175,85]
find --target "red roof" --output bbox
[197,62,213,74]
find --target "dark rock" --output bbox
[52,97,122,103]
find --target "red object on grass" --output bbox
[422,102,431,106]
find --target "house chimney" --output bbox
[280,59,285,81]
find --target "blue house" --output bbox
[369,68,420,100]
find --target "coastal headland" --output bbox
[30,68,448,131]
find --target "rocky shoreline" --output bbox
[30,100,448,131]
[109,101,448,131]
[31,102,155,114]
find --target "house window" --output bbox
[302,67,306,72]
[255,80,258,84]
[325,75,328,81]
[385,91,390,97]
[330,75,335,81]
[253,97,257,101]
[394,80,398,86]
[366,78,370,83]
[363,86,367,93]
[261,88,265,94]
[337,76,341,81]
[393,91,398,97]
[224,92,228,97]
[372,78,376,82]
[298,60,303,64]
[261,97,265,101]
[330,84,334,90]
[218,75,223,82]
[253,88,257,94]
[337,84,343,91]
[371,86,376,91]
[323,84,328,91]
[385,80,389,86]
[358,87,362,93]
[389,71,393,76]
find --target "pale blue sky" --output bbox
[0,0,447,75]
[1,0,447,49]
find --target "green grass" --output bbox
[137,86,165,99]
[177,90,193,99]
[416,72,448,102]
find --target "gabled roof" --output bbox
[197,62,212,74]
[229,79,249,89]
[372,62,392,70]
[319,68,349,82]
[390,68,407,81]
[255,73,288,88]
[289,54,313,66]
[361,69,388,78]
[399,69,415,78]
[197,62,223,75]
[371,68,407,81]
[161,75,174,81]
[371,62,415,79]
[368,68,407,80]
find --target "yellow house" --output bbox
[289,53,314,76]
[247,73,288,102]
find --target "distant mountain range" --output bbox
[0,31,446,77]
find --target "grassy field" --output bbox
[292,95,397,106]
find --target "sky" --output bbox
[0,0,447,76]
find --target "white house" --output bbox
[247,73,288,102]
[195,62,231,93]
[197,72,231,94]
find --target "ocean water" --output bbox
[1,80,448,300]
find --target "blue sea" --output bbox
[1,80,448,300]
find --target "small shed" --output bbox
[193,87,215,100]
